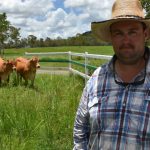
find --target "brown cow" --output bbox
[15,56,40,86]
[0,57,15,84]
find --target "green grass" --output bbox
[0,46,114,149]
[2,45,113,78]
[4,46,113,56]
[0,74,84,150]
[2,46,114,76]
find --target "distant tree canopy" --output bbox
[140,0,150,18]
[0,13,20,49]
[0,13,9,45]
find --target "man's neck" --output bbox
[115,58,145,82]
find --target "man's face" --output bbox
[110,20,149,65]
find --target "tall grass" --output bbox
[0,46,113,149]
[0,74,84,150]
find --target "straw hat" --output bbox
[91,0,150,42]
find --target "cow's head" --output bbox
[30,56,40,68]
[29,56,40,71]
[6,60,16,72]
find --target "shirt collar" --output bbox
[107,46,149,86]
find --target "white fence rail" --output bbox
[25,51,112,80]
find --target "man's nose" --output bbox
[122,33,130,43]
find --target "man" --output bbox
[73,0,150,149]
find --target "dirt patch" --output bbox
[37,69,70,75]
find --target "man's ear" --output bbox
[144,27,150,41]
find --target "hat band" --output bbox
[113,15,144,19]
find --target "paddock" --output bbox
[25,51,112,80]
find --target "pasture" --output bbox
[0,46,113,149]
[4,46,114,74]
[4,46,114,56]
[0,74,84,150]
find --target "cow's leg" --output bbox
[17,73,23,85]
[24,79,28,86]
[7,75,10,83]
[30,79,34,87]
[17,73,20,84]
[0,77,2,86]
[30,74,36,87]
[20,75,23,84]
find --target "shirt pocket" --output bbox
[88,94,120,132]
[140,96,150,139]
[127,94,150,139]
[100,94,121,130]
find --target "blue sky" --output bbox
[0,0,115,39]
[54,0,66,11]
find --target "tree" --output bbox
[0,13,10,54]
[9,26,20,48]
[27,35,37,47]
[19,38,28,48]
[37,38,44,47]
[140,0,150,18]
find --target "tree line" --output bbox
[14,31,110,48]
[1,0,150,49]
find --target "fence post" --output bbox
[68,51,71,71]
[85,52,88,82]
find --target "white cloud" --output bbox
[64,0,87,8]
[0,0,54,17]
[64,0,115,21]
[0,0,115,39]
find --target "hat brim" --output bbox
[91,18,150,43]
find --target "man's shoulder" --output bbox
[91,62,110,77]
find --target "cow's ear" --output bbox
[11,59,15,63]
[33,56,38,61]
[36,56,39,60]
[31,56,34,60]
[30,59,34,62]
[12,59,16,64]
[7,60,11,63]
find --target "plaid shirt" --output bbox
[73,48,150,150]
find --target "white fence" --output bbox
[25,51,112,79]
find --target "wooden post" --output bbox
[68,51,72,72]
[85,52,88,83]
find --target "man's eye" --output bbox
[113,32,122,36]
[116,32,122,35]
[129,31,137,35]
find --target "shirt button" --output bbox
[123,102,126,107]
